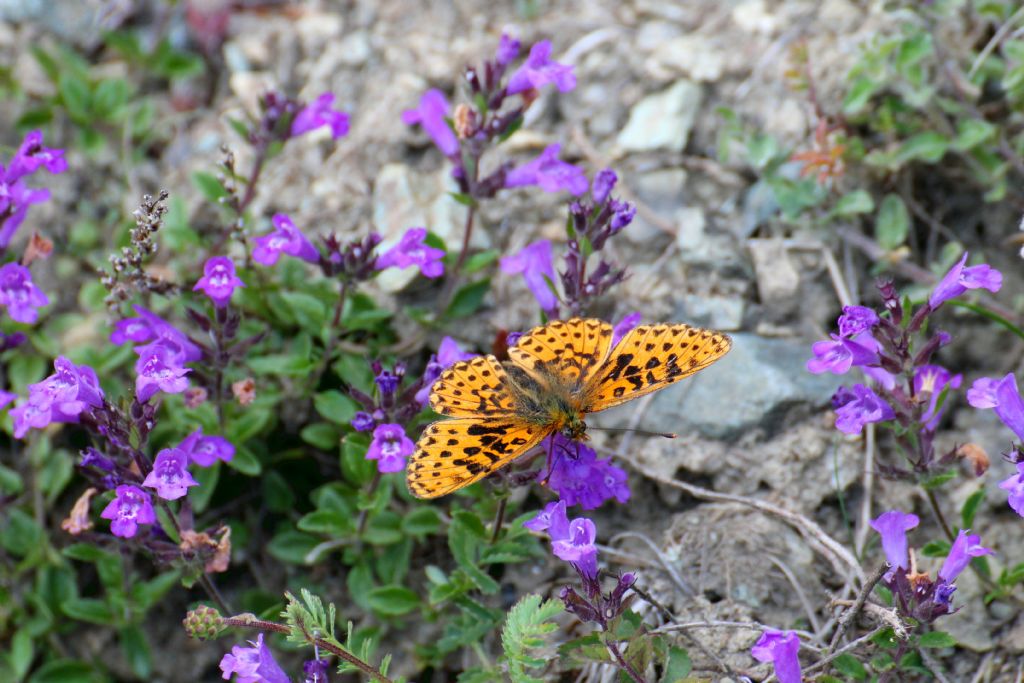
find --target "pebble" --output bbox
[616,80,703,153]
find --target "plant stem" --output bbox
[356,470,382,537]
[489,496,507,544]
[307,280,349,392]
[160,500,232,613]
[924,488,954,541]
[604,636,644,683]
[223,615,393,683]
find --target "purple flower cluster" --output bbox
[966,373,1024,517]
[253,214,319,266]
[179,427,235,466]
[540,434,630,509]
[807,256,1001,448]
[366,423,415,473]
[110,306,202,404]
[219,633,289,683]
[0,130,67,248]
[375,227,445,279]
[10,356,104,439]
[871,510,993,618]
[500,169,636,317]
[100,485,156,539]
[290,92,350,140]
[504,143,588,196]
[525,500,598,579]
[142,448,198,500]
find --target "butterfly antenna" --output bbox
[589,426,677,439]
[540,437,560,486]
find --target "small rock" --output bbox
[747,238,801,314]
[646,35,726,83]
[625,169,686,244]
[677,294,745,331]
[336,31,372,66]
[615,333,842,440]
[732,0,780,35]
[675,207,741,268]
[372,163,479,292]
[616,80,703,153]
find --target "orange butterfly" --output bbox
[407,318,732,498]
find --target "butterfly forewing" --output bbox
[429,355,517,417]
[407,418,551,498]
[507,318,615,391]
[585,323,732,412]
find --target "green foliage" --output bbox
[500,595,562,683]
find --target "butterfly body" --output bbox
[407,318,731,499]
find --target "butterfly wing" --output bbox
[584,323,731,412]
[430,355,518,417]
[407,417,551,498]
[507,318,615,392]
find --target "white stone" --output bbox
[616,80,703,153]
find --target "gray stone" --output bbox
[676,294,745,331]
[747,238,801,314]
[646,35,726,82]
[674,206,743,268]
[619,333,843,440]
[616,80,703,153]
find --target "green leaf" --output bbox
[834,190,874,216]
[27,660,96,683]
[462,249,500,274]
[93,78,130,121]
[917,631,957,648]
[875,194,910,251]
[120,624,152,679]
[448,511,499,594]
[192,171,228,203]
[953,119,997,151]
[1,509,43,557]
[61,598,115,625]
[401,507,442,536]
[893,131,949,164]
[267,530,320,565]
[843,77,878,114]
[341,433,376,486]
[301,422,340,450]
[366,585,420,616]
[279,291,328,332]
[58,73,91,122]
[920,540,951,557]
[262,471,296,513]
[445,279,491,319]
[227,445,262,476]
[661,646,692,682]
[832,652,867,680]
[314,390,359,425]
[501,594,562,683]
[961,488,986,530]
[921,469,957,490]
[10,628,33,680]
[190,462,219,513]
[297,509,353,536]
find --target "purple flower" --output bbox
[869,510,919,571]
[80,447,115,472]
[142,448,198,500]
[375,370,400,396]
[110,317,155,345]
[366,423,414,473]
[837,305,879,338]
[914,365,962,431]
[0,263,48,324]
[611,312,642,347]
[495,33,520,66]
[591,168,617,204]
[500,240,558,312]
[506,40,576,95]
[504,144,588,196]
[117,306,203,362]
[832,384,895,434]
[541,434,630,509]
[178,428,235,466]
[194,256,245,308]
[0,180,50,248]
[751,630,802,683]
[375,227,445,279]
[0,390,17,411]
[100,485,156,538]
[253,214,319,266]
[290,93,350,139]
[303,659,330,683]
[862,364,897,391]
[929,252,1002,308]
[135,343,191,403]
[999,463,1024,517]
[10,357,104,438]
[938,529,994,583]
[806,335,878,375]
[219,633,290,683]
[526,501,599,579]
[401,89,458,157]
[609,199,636,231]
[416,336,474,405]
[350,411,376,432]
[6,130,67,180]
[967,373,1024,442]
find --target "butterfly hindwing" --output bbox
[407,417,551,498]
[585,323,731,412]
[507,318,614,391]
[430,355,517,417]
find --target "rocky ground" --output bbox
[4,0,1024,680]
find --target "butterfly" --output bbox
[407,318,732,498]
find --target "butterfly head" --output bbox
[561,412,587,441]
